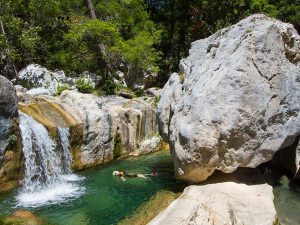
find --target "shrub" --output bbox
[55,84,70,96]
[113,132,122,160]
[7,134,18,150]
[101,80,117,95]
[152,95,160,108]
[134,89,144,97]
[75,78,94,93]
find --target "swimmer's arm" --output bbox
[137,174,147,179]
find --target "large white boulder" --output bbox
[148,182,277,225]
[18,64,66,95]
[157,14,300,182]
[17,64,101,96]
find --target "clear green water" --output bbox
[0,151,185,225]
[1,151,300,225]
[273,176,300,225]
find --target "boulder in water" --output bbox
[158,14,300,182]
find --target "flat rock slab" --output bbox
[148,182,277,225]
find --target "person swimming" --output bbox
[112,168,157,181]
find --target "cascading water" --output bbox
[17,112,84,208]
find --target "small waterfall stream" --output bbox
[17,112,84,208]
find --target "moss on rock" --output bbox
[113,132,122,160]
[0,117,24,192]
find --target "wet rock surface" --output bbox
[0,76,18,152]
[0,75,22,192]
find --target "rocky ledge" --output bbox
[148,182,277,225]
[18,90,160,170]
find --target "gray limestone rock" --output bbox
[131,136,162,156]
[60,91,158,167]
[0,75,18,155]
[157,14,300,182]
[18,64,66,95]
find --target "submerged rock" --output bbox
[2,210,43,225]
[120,190,180,225]
[148,182,277,225]
[158,14,300,182]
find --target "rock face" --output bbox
[17,90,158,170]
[157,14,300,182]
[0,76,18,153]
[148,182,277,225]
[59,91,157,169]
[0,75,23,191]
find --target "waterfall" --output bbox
[17,112,84,208]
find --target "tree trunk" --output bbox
[85,0,107,70]
[0,19,18,79]
[85,0,97,19]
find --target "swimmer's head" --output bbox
[112,171,120,176]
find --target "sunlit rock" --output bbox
[148,182,277,225]
[158,14,300,182]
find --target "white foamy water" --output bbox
[17,112,84,208]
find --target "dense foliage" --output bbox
[146,0,300,83]
[0,0,299,86]
[0,0,160,84]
